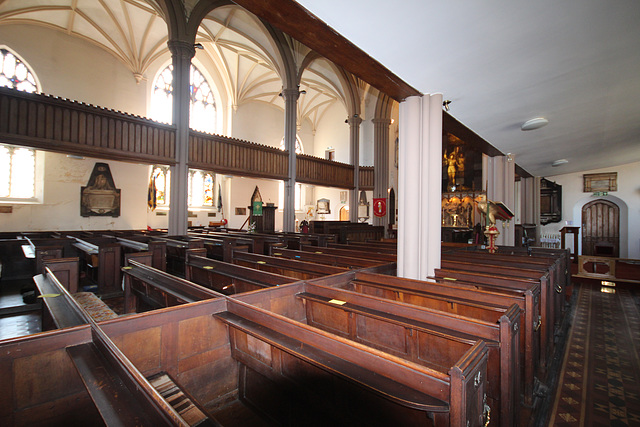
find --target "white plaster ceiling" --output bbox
[2,1,638,177]
[0,0,345,135]
[296,0,640,177]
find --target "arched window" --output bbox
[0,48,38,92]
[189,170,215,207]
[150,64,216,134]
[150,166,216,208]
[1,48,39,201]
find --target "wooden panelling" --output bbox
[359,166,374,190]
[0,87,175,164]
[189,132,288,180]
[297,154,354,188]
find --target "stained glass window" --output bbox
[152,166,169,206]
[203,173,214,206]
[0,48,38,92]
[150,64,216,134]
[151,166,215,208]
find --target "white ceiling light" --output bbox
[552,159,568,167]
[521,117,549,131]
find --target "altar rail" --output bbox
[0,87,176,164]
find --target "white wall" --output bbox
[540,161,640,258]
[0,24,147,116]
[313,102,350,163]
[1,153,149,231]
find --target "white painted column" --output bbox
[348,115,362,223]
[373,118,391,229]
[486,154,516,246]
[282,88,299,232]
[167,40,195,236]
[398,94,443,280]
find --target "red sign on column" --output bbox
[373,198,386,217]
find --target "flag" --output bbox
[147,173,157,211]
[217,183,223,212]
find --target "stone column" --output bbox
[167,40,195,236]
[282,88,299,232]
[486,155,516,246]
[372,118,391,229]
[398,94,443,280]
[347,115,363,223]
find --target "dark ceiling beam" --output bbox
[230,0,421,102]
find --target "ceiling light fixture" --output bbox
[521,117,549,131]
[551,159,568,167]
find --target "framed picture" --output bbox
[583,172,617,192]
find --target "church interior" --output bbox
[0,1,639,426]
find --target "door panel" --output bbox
[582,200,619,257]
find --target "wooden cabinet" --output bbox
[540,178,561,225]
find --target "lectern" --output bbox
[560,226,580,263]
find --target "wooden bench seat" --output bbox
[301,244,397,263]
[122,260,224,313]
[271,247,391,269]
[311,270,540,409]
[231,250,348,280]
[216,298,490,426]
[185,250,293,294]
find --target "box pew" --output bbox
[345,239,398,250]
[300,244,397,263]
[231,250,348,280]
[442,249,565,322]
[327,241,397,254]
[234,281,517,426]
[188,233,252,262]
[122,259,224,313]
[201,230,286,256]
[152,235,205,277]
[313,270,541,407]
[68,236,122,296]
[440,252,563,362]
[217,296,490,426]
[270,247,393,270]
[0,294,200,425]
[115,236,168,271]
[185,250,293,295]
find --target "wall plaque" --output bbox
[80,163,121,217]
[583,172,617,192]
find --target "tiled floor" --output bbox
[0,278,42,340]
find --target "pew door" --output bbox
[581,199,619,257]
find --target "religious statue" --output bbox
[443,147,466,190]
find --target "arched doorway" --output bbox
[339,205,349,221]
[582,199,619,257]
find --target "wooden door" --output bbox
[339,206,349,221]
[582,200,619,257]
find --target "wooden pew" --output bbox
[1,270,202,425]
[312,270,541,408]
[185,249,293,294]
[270,247,394,270]
[122,259,224,313]
[217,297,490,426]
[115,236,167,271]
[439,252,561,366]
[153,235,205,277]
[230,250,348,280]
[300,244,397,263]
[233,280,518,427]
[327,241,398,254]
[68,236,122,296]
